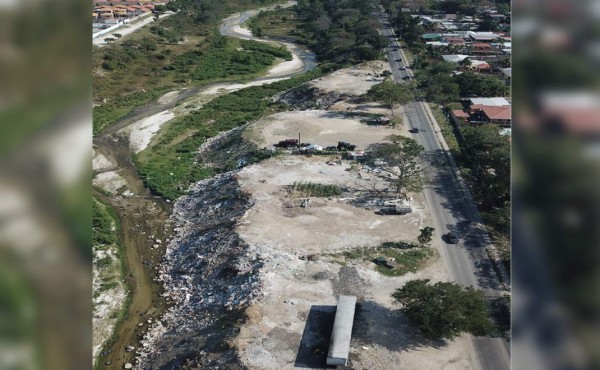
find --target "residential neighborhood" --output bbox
[93,0,172,37]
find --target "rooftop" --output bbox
[472,105,512,121]
[469,97,511,106]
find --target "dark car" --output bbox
[409,128,419,133]
[445,232,459,244]
[402,75,411,80]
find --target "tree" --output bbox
[454,72,509,97]
[478,17,499,32]
[367,135,425,200]
[366,77,412,117]
[417,226,435,246]
[392,279,494,340]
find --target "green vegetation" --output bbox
[251,0,389,66]
[291,182,342,197]
[136,68,325,200]
[392,279,495,340]
[334,243,433,277]
[367,135,425,200]
[441,113,510,269]
[93,0,294,135]
[454,72,509,98]
[248,7,305,40]
[165,38,292,81]
[417,226,435,247]
[93,89,169,135]
[94,36,293,135]
[415,61,459,104]
[366,77,413,116]
[93,197,119,247]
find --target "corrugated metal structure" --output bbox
[326,295,357,366]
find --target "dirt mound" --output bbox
[276,85,347,110]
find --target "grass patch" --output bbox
[329,243,433,277]
[375,248,432,276]
[291,182,342,197]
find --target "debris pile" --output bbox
[135,173,263,369]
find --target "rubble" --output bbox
[135,173,262,369]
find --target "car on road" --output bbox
[409,128,419,133]
[444,232,459,244]
[399,67,406,70]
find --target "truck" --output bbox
[274,139,299,148]
[379,204,412,215]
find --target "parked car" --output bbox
[399,66,406,70]
[402,76,411,80]
[444,232,459,244]
[409,128,419,133]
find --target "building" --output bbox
[469,97,511,106]
[469,104,512,126]
[442,54,470,63]
[469,59,491,72]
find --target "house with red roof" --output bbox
[469,104,511,127]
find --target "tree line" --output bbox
[295,0,389,65]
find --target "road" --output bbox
[93,11,174,47]
[374,10,511,370]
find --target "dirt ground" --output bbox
[230,62,481,369]
[232,154,479,370]
[246,109,399,150]
[309,61,391,96]
[232,160,477,369]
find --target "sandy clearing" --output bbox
[265,42,304,77]
[93,247,127,361]
[232,153,477,369]
[93,149,115,172]
[157,90,181,105]
[231,25,253,37]
[310,61,391,96]
[93,170,128,194]
[236,156,426,254]
[119,111,176,154]
[246,109,397,149]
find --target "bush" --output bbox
[393,279,495,340]
[291,182,342,197]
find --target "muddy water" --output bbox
[94,2,317,369]
[94,135,174,370]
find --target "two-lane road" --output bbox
[375,11,511,370]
